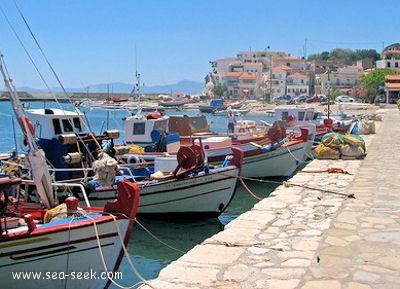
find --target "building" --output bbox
[286,72,309,97]
[314,65,363,96]
[384,74,400,103]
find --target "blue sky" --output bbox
[0,0,398,90]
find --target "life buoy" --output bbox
[18,115,34,136]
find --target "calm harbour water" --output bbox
[0,100,283,287]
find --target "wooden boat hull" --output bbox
[84,165,240,218]
[0,216,131,289]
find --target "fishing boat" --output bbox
[273,105,354,137]
[198,98,225,113]
[122,108,180,153]
[213,107,251,116]
[83,143,244,217]
[198,98,246,113]
[0,174,140,289]
[121,114,315,178]
[158,95,188,107]
[0,56,141,289]
[5,101,243,218]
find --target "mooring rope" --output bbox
[240,176,355,199]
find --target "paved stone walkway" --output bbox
[140,105,400,289]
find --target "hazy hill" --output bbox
[18,80,205,95]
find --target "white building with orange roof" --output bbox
[268,65,292,99]
[286,72,309,97]
[315,65,363,96]
[384,74,400,103]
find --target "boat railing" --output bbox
[21,179,91,207]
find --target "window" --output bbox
[133,122,145,135]
[52,119,62,135]
[62,119,73,132]
[73,117,82,131]
[396,62,399,68]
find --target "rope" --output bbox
[283,181,355,198]
[300,167,351,174]
[239,177,262,200]
[134,218,186,254]
[240,176,355,199]
[86,213,157,289]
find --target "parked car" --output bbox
[336,95,355,102]
[295,95,308,103]
[306,96,320,103]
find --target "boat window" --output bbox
[281,112,288,121]
[133,122,145,135]
[73,117,82,131]
[305,111,313,120]
[62,119,73,132]
[298,111,305,121]
[52,118,62,135]
[153,119,167,132]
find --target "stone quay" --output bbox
[140,104,400,289]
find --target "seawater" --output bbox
[0,101,283,286]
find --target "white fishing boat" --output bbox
[83,144,244,217]
[120,114,315,178]
[0,55,141,289]
[12,94,243,217]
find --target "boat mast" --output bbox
[0,54,55,208]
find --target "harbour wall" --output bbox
[139,105,400,289]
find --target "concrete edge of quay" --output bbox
[139,105,399,289]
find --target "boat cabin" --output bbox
[123,113,180,153]
[274,106,317,127]
[25,108,87,140]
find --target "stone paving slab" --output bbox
[140,105,400,289]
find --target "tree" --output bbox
[212,82,227,97]
[358,68,397,102]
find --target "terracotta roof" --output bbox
[288,72,307,79]
[271,65,292,72]
[385,83,400,89]
[217,72,242,77]
[239,72,258,80]
[385,75,400,80]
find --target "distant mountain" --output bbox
[17,80,205,95]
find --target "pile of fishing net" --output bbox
[92,151,119,186]
[315,132,366,160]
[351,118,376,135]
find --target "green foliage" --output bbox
[307,48,380,64]
[212,82,227,97]
[359,68,397,102]
[329,86,342,99]
[397,99,400,110]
